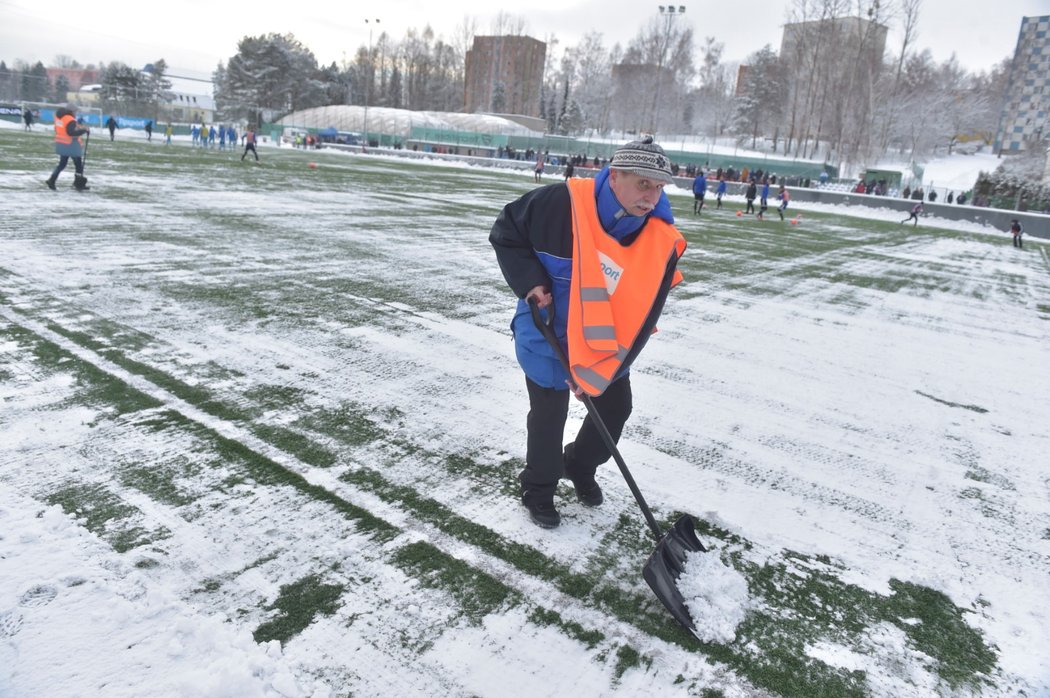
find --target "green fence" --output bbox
[262,115,839,178]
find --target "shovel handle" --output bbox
[527,296,665,541]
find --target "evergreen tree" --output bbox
[52,75,71,104]
[561,99,584,136]
[216,33,326,124]
[558,80,570,135]
[100,62,146,114]
[141,59,174,118]
[731,45,782,149]
[0,61,12,101]
[22,62,49,102]
[388,66,403,109]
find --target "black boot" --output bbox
[519,474,560,528]
[563,444,603,507]
[522,497,560,528]
[45,175,57,190]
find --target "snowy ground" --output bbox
[1,123,1048,697]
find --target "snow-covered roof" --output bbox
[276,105,541,138]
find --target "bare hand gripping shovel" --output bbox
[528,297,706,636]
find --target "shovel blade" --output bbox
[641,515,706,634]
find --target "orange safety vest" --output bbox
[54,113,77,146]
[565,177,686,396]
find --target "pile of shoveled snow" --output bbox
[676,549,751,644]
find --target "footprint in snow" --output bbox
[18,584,58,608]
[0,610,24,638]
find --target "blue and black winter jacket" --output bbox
[489,171,678,390]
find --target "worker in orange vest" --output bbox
[490,137,687,529]
[46,105,91,191]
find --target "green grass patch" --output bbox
[45,482,170,553]
[295,402,387,448]
[613,644,647,680]
[14,324,163,416]
[880,579,996,689]
[249,423,338,467]
[253,574,345,645]
[116,456,200,508]
[528,607,605,649]
[391,540,520,623]
[737,549,996,696]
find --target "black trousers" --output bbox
[50,155,83,179]
[522,374,632,502]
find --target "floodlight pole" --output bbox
[649,5,685,137]
[364,18,380,148]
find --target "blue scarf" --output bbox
[594,166,675,241]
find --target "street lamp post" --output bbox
[364,18,380,148]
[649,5,685,137]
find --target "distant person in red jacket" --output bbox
[241,128,259,161]
[1009,219,1023,248]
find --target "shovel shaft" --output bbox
[528,297,665,541]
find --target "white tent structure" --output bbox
[277,106,539,137]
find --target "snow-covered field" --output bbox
[1,123,1048,697]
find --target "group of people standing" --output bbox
[901,185,968,206]
[190,123,238,150]
[691,171,790,220]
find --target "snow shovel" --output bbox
[74,131,90,191]
[528,297,706,636]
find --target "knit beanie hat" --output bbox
[610,136,673,184]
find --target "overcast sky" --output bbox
[2,0,1047,85]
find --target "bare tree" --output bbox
[782,0,848,158]
[694,37,734,138]
[828,0,891,171]
[490,12,528,36]
[569,32,615,134]
[875,0,921,153]
[622,13,695,135]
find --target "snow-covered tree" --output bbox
[561,99,585,136]
[567,32,615,135]
[99,62,146,114]
[141,59,174,116]
[732,45,783,149]
[216,33,326,124]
